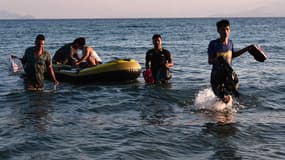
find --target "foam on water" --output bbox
[194,88,234,112]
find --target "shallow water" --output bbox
[0,18,284,159]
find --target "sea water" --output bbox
[0,18,284,159]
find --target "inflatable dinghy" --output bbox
[51,58,141,83]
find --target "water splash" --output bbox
[194,88,234,112]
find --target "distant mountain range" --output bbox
[0,10,34,19]
[209,1,285,18]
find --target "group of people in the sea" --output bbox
[12,19,262,105]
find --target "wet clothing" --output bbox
[53,43,77,65]
[208,39,239,98]
[145,48,172,83]
[208,39,234,61]
[22,47,52,88]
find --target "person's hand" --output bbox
[223,95,232,104]
[165,63,170,68]
[75,62,80,66]
[54,80,59,86]
[248,44,255,51]
[53,80,59,91]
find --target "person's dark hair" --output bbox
[216,19,230,29]
[152,34,162,40]
[35,34,45,41]
[73,37,86,46]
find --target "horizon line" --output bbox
[1,16,285,20]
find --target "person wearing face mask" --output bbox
[53,37,101,67]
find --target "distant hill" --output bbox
[210,1,285,18]
[0,10,34,19]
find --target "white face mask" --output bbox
[76,49,83,57]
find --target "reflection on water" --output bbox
[212,147,242,160]
[203,122,241,159]
[14,92,55,133]
[140,105,176,126]
[202,111,235,125]
[203,122,238,138]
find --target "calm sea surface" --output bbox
[0,18,284,160]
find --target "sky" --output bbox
[0,0,284,19]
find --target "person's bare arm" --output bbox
[166,54,174,68]
[76,47,91,65]
[48,64,59,85]
[233,45,253,58]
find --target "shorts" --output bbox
[211,64,239,98]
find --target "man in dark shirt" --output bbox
[145,34,174,84]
